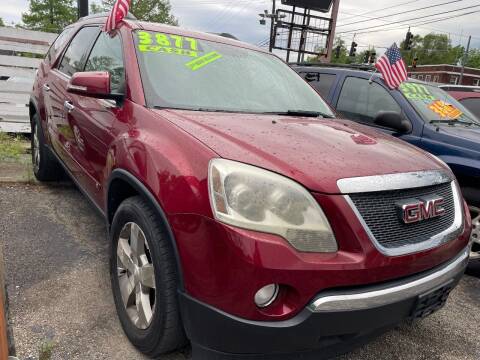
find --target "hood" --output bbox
[153,109,446,194]
[434,124,480,148]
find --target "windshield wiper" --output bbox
[430,119,478,127]
[264,110,335,118]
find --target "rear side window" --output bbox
[459,98,480,119]
[84,32,125,93]
[336,77,401,124]
[58,27,99,77]
[47,27,73,64]
[303,72,336,99]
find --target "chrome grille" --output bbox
[349,182,456,249]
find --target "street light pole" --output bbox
[269,0,276,52]
[459,35,471,86]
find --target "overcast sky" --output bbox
[2,0,479,54]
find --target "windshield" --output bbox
[399,82,480,126]
[133,30,334,116]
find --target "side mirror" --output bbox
[67,71,123,101]
[374,111,412,134]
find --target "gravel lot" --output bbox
[0,183,479,360]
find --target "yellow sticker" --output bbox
[136,31,199,56]
[185,51,222,71]
[138,44,198,57]
[400,83,435,101]
[428,100,463,119]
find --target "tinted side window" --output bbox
[47,27,73,64]
[308,73,336,99]
[336,77,401,124]
[459,98,480,119]
[84,32,125,93]
[58,27,99,77]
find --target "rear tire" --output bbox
[31,113,61,181]
[110,196,187,358]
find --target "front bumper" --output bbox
[180,248,469,359]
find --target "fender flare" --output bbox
[107,169,185,290]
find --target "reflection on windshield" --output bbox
[133,30,334,117]
[399,82,480,125]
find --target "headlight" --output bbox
[208,159,338,253]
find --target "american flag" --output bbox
[375,43,408,89]
[103,0,131,33]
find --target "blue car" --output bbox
[293,64,480,263]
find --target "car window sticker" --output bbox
[136,31,199,57]
[136,31,222,71]
[428,100,463,119]
[399,83,435,101]
[185,51,222,71]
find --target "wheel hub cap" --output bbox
[117,222,156,329]
[470,206,480,261]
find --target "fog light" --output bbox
[254,284,279,308]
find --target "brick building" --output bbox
[408,64,480,86]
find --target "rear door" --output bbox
[46,26,99,184]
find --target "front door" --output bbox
[65,31,126,202]
[47,26,100,192]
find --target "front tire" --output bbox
[110,196,186,358]
[31,113,61,181]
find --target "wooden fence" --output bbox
[0,27,57,133]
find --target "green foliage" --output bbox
[466,49,480,68]
[102,0,177,25]
[400,33,464,66]
[0,133,25,161]
[22,0,76,33]
[330,37,354,64]
[90,2,104,14]
[39,340,55,360]
[0,17,4,27]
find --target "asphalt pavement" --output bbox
[0,183,479,360]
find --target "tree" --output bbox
[400,33,464,67]
[330,37,351,64]
[0,18,4,27]
[102,0,177,25]
[466,49,480,69]
[22,0,76,33]
[90,3,104,14]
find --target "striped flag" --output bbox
[375,43,408,89]
[103,0,131,33]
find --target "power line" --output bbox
[337,0,423,24]
[337,4,480,34]
[337,0,466,28]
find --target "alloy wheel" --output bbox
[470,206,480,261]
[117,222,156,329]
[32,124,40,173]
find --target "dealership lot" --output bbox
[1,183,479,360]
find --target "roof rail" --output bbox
[291,62,376,72]
[78,12,137,21]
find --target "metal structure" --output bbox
[78,0,89,18]
[266,0,339,63]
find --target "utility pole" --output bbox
[325,0,340,62]
[78,0,89,18]
[269,0,276,52]
[459,35,471,85]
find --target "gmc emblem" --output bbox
[397,196,445,224]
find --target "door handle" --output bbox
[64,101,75,113]
[43,84,50,92]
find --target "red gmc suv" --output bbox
[30,13,472,360]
